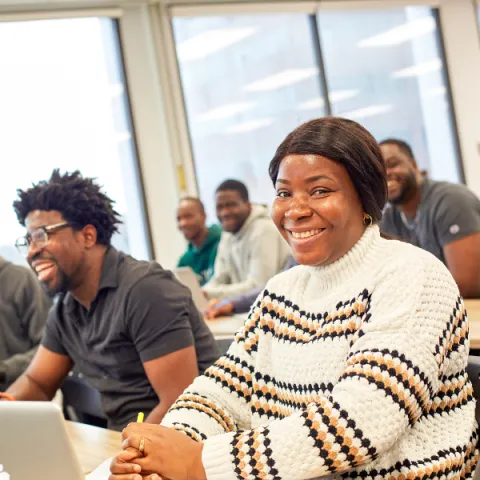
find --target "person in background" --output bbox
[177,197,222,286]
[204,256,297,319]
[110,117,477,480]
[0,170,218,431]
[380,138,480,297]
[203,179,290,301]
[0,257,51,391]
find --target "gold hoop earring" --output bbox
[363,214,373,226]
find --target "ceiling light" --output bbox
[358,16,435,48]
[244,68,319,92]
[225,118,274,134]
[177,27,256,62]
[196,102,256,122]
[340,104,392,120]
[426,86,446,97]
[298,98,325,110]
[298,89,360,110]
[392,59,442,78]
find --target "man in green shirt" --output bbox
[177,197,222,286]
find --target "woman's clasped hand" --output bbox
[109,423,206,480]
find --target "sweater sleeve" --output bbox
[165,256,462,479]
[161,293,263,441]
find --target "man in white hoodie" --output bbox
[203,179,290,301]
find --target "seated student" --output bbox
[204,256,297,318]
[203,179,290,300]
[110,117,477,480]
[0,170,219,431]
[176,197,222,286]
[380,138,480,297]
[0,257,51,390]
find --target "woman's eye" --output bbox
[276,191,290,198]
[312,188,329,196]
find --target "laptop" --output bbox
[174,267,209,311]
[0,402,84,479]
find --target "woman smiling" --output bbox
[110,117,478,480]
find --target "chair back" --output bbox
[61,370,106,421]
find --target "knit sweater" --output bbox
[162,225,478,480]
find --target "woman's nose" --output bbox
[285,196,312,220]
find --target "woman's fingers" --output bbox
[119,448,142,461]
[110,453,142,475]
[108,474,143,480]
[121,435,143,452]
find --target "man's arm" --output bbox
[6,345,73,400]
[1,268,52,387]
[444,233,480,298]
[435,185,480,298]
[143,346,199,424]
[126,271,205,423]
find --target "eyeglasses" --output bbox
[15,222,72,256]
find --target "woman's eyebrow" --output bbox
[277,175,333,185]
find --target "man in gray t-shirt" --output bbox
[379,138,480,298]
[2,170,218,431]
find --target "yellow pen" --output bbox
[137,412,144,423]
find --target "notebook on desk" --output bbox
[174,266,209,311]
[0,402,84,479]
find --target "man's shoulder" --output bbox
[208,224,223,238]
[425,180,479,207]
[116,252,173,294]
[0,257,36,289]
[246,215,279,238]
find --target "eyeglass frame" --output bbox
[15,221,75,256]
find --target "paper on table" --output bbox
[85,457,112,479]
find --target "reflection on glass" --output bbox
[0,18,150,264]
[172,14,326,220]
[317,6,461,182]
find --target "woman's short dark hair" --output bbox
[269,117,387,223]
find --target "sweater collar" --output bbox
[303,225,387,292]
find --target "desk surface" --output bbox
[66,420,121,474]
[206,314,247,339]
[466,299,480,350]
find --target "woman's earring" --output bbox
[363,213,373,226]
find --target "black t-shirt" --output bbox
[42,247,219,431]
[381,179,480,264]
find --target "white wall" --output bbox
[440,0,480,197]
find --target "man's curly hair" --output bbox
[13,169,121,245]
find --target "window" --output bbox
[0,17,150,265]
[172,13,326,219]
[317,6,461,182]
[173,6,462,219]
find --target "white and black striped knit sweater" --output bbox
[162,225,478,480]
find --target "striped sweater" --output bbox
[162,225,478,479]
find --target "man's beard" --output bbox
[43,268,70,297]
[389,173,418,205]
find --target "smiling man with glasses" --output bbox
[1,169,219,431]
